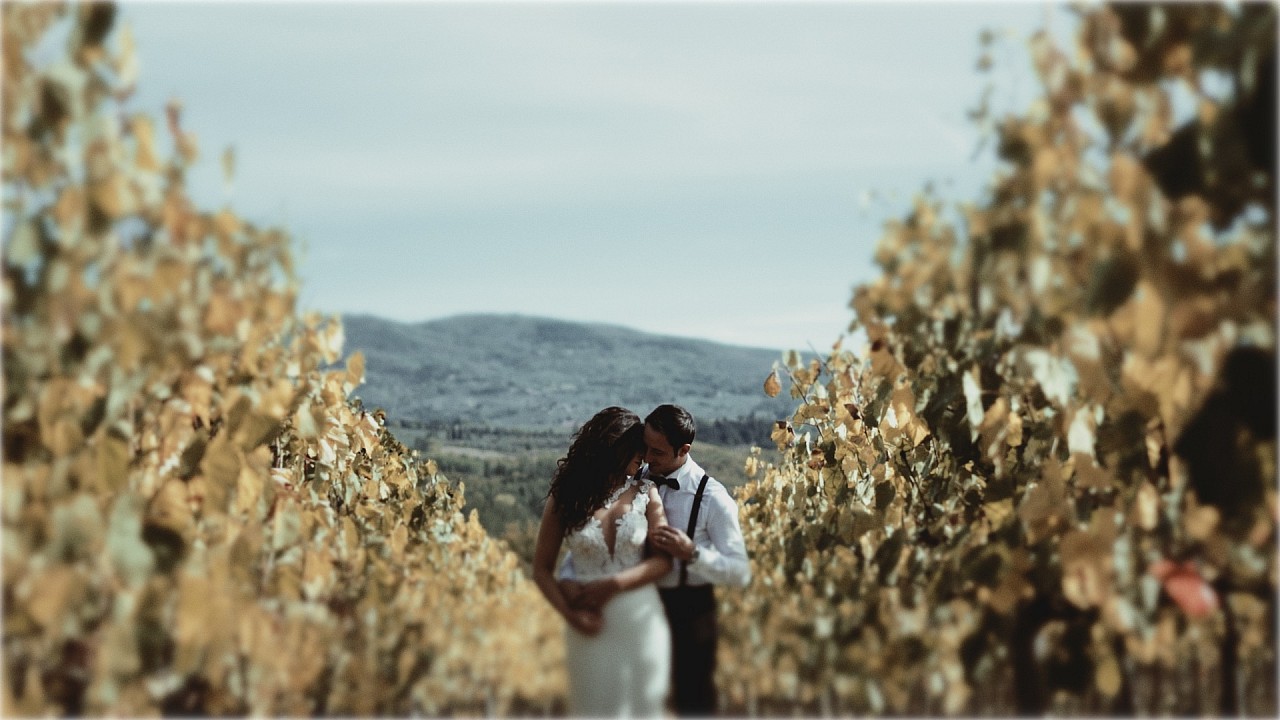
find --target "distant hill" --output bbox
[341,313,800,428]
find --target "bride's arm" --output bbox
[533,498,602,635]
[579,487,673,606]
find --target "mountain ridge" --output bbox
[341,313,800,428]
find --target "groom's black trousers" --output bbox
[659,585,718,716]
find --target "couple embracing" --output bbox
[533,404,751,717]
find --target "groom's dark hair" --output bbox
[645,404,696,449]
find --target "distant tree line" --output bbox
[389,414,778,447]
[386,418,571,455]
[696,414,778,446]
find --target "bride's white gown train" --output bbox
[562,478,671,717]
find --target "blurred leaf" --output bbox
[1018,459,1072,544]
[764,369,781,398]
[222,146,236,186]
[1149,560,1218,618]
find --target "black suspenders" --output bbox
[680,473,711,587]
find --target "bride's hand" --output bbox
[567,608,603,636]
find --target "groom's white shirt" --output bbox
[651,455,751,589]
[559,455,751,589]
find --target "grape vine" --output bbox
[722,4,1275,715]
[2,4,564,715]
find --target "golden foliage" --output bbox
[722,4,1275,716]
[2,4,563,715]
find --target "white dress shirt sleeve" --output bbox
[558,551,577,581]
[690,485,751,587]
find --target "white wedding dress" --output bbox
[562,477,671,717]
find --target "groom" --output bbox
[562,404,751,716]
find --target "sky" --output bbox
[111,1,1073,351]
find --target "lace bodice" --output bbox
[564,478,654,581]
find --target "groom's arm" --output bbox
[558,552,577,581]
[557,552,585,607]
[690,487,751,587]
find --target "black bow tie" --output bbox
[651,474,679,490]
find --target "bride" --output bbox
[532,406,673,716]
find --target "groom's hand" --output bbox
[559,580,586,608]
[650,526,695,561]
[579,577,620,610]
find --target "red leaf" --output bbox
[1149,560,1218,618]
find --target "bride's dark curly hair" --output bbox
[548,406,646,536]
